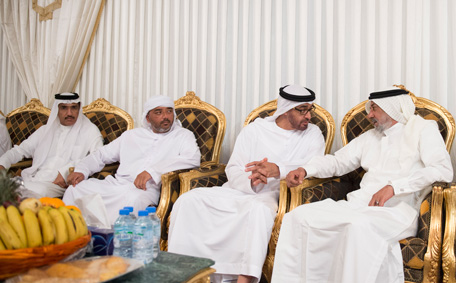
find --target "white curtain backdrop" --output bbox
[0,0,104,106]
[1,0,455,176]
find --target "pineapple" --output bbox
[0,170,22,207]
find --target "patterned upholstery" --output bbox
[176,108,221,163]
[189,167,228,190]
[83,98,134,145]
[344,108,448,145]
[6,99,50,146]
[400,194,433,279]
[82,98,134,178]
[300,168,363,204]
[344,110,373,143]
[293,85,455,283]
[5,99,51,176]
[85,112,129,145]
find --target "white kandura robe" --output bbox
[63,126,201,225]
[272,119,453,283]
[0,123,103,198]
[0,116,11,156]
[168,119,325,282]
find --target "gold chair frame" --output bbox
[157,91,226,251]
[80,98,134,177]
[443,184,456,283]
[6,99,51,173]
[83,98,134,130]
[6,99,51,120]
[287,85,455,283]
[174,91,226,164]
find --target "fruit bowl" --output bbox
[0,232,91,279]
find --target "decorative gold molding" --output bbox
[157,171,180,251]
[244,99,277,125]
[178,165,227,197]
[82,98,134,130]
[261,177,330,282]
[422,184,445,283]
[7,98,51,117]
[175,91,226,164]
[442,184,456,283]
[32,0,62,21]
[186,267,216,283]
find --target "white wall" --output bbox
[1,0,455,177]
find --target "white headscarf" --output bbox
[267,85,316,121]
[141,95,181,131]
[365,89,429,169]
[22,93,91,178]
[365,92,415,124]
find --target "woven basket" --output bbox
[0,233,91,279]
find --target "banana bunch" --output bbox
[0,201,88,250]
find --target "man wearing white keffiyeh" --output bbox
[0,93,103,198]
[168,85,326,283]
[272,88,453,283]
[62,95,201,225]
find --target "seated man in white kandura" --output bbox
[272,88,453,283]
[63,95,201,225]
[0,93,103,198]
[168,85,326,283]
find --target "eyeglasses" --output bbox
[293,105,315,116]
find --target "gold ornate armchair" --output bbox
[81,98,134,178]
[5,99,51,176]
[287,85,455,283]
[442,184,456,283]
[157,91,226,251]
[177,99,336,282]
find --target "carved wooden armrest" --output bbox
[157,167,203,251]
[8,159,33,177]
[178,164,227,196]
[442,183,456,283]
[10,159,33,169]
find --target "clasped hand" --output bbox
[67,172,85,187]
[286,167,307,187]
[53,172,69,188]
[245,158,279,186]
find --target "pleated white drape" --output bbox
[1,0,455,172]
[0,0,104,106]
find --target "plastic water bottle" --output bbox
[123,206,137,221]
[113,209,133,258]
[146,207,161,258]
[132,210,154,264]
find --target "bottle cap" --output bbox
[124,206,134,213]
[138,210,148,217]
[119,209,129,216]
[146,207,156,213]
